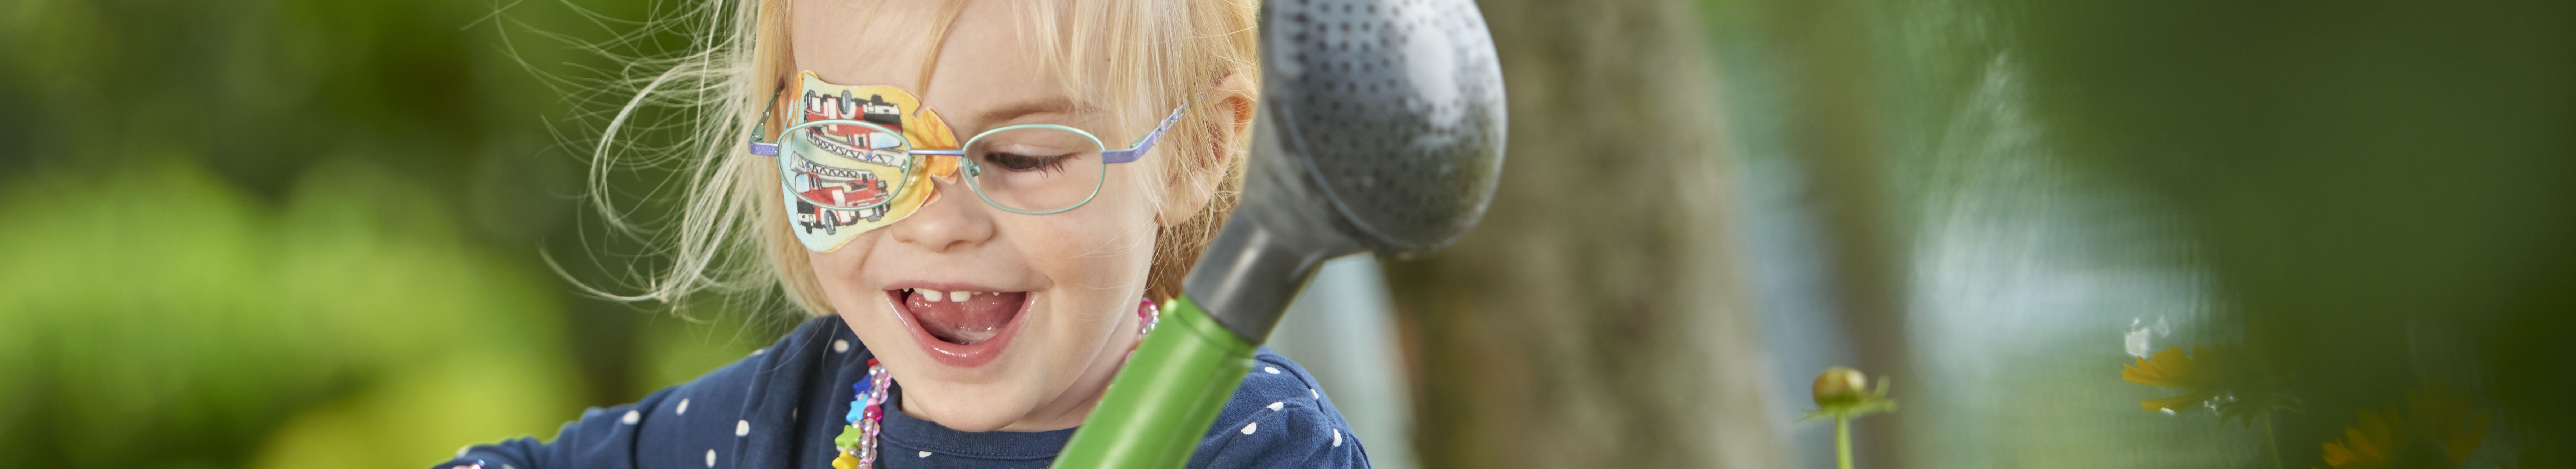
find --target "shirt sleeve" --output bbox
[430,390,673,469]
[427,317,837,469]
[1187,349,1372,469]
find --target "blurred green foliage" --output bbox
[0,0,786,467]
[7,0,2568,468]
[0,158,582,466]
[1699,0,2574,468]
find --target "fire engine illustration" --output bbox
[798,90,911,167]
[787,155,893,235]
[785,89,919,235]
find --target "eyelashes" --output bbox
[982,152,1075,173]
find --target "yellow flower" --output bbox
[2123,346,2222,412]
[2120,345,2293,423]
[2317,386,2489,469]
[2320,408,2399,469]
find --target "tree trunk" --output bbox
[1381,0,1781,466]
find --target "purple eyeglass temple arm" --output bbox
[1102,106,1188,164]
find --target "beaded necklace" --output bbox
[831,298,1160,469]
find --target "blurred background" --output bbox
[3,0,2570,468]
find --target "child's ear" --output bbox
[1158,71,1259,226]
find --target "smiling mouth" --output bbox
[893,288,1030,345]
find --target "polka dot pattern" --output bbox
[428,317,1369,469]
[1202,352,1372,466]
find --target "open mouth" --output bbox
[898,288,1027,344]
[886,287,1032,368]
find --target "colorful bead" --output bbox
[825,300,1158,468]
[835,425,860,449]
[832,360,894,469]
[1138,298,1161,335]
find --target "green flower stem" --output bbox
[1834,415,1854,469]
[2262,413,2283,469]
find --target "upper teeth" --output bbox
[912,288,979,302]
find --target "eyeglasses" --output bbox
[749,101,1186,216]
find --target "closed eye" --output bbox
[984,151,1075,173]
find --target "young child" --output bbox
[433,0,1368,468]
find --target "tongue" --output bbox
[907,291,1027,344]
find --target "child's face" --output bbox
[792,0,1164,432]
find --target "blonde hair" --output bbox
[580,0,1258,317]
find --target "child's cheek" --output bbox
[1017,205,1148,275]
[803,233,879,284]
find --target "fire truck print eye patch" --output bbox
[778,71,960,252]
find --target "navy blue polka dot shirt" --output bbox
[435,316,1369,469]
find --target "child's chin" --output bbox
[900,384,1040,432]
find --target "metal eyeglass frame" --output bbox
[749,102,1187,215]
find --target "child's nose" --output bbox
[887,176,995,252]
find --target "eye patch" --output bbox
[771,71,960,252]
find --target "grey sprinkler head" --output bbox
[1267,0,1508,255]
[1048,3,1504,465]
[1186,0,1507,343]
